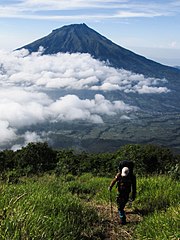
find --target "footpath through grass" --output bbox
[0,174,179,239]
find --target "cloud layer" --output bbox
[0,49,169,148]
[0,49,169,93]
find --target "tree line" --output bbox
[0,142,179,182]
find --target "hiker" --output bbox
[109,160,136,225]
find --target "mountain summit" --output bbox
[19,23,180,81]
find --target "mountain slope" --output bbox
[15,23,180,153]
[19,23,180,81]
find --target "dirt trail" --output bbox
[95,203,143,240]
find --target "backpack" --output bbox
[117,160,136,197]
[116,174,132,195]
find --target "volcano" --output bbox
[16,23,180,153]
[19,23,180,82]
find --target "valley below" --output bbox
[16,110,179,153]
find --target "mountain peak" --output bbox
[52,23,89,32]
[19,23,180,81]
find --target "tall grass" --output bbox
[134,205,180,240]
[65,174,180,239]
[132,175,180,239]
[66,173,111,203]
[134,175,180,214]
[0,175,101,240]
[0,174,179,239]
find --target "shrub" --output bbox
[14,142,57,174]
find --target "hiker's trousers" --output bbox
[116,194,129,219]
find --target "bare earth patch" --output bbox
[94,203,142,240]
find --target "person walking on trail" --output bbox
[109,160,136,225]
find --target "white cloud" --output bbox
[0,0,179,20]
[0,49,170,148]
[134,85,169,94]
[0,87,52,128]
[116,11,164,18]
[24,131,44,144]
[0,120,17,146]
[11,131,48,151]
[120,115,131,120]
[169,41,177,48]
[48,94,137,123]
[0,49,169,94]
[21,0,122,9]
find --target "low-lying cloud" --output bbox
[0,49,170,148]
[49,94,136,123]
[0,49,169,94]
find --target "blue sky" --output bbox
[0,0,180,66]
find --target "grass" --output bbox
[0,174,179,239]
[134,175,180,214]
[66,173,111,203]
[0,175,101,240]
[134,205,180,240]
[133,175,180,240]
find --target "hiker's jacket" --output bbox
[109,173,136,200]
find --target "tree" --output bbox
[115,144,175,174]
[15,142,57,174]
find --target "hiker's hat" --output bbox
[121,167,129,177]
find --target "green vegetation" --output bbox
[1,142,179,179]
[45,112,180,153]
[135,176,179,213]
[0,175,101,240]
[0,142,179,239]
[0,174,179,239]
[134,206,179,240]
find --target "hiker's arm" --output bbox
[109,173,120,191]
[131,175,136,200]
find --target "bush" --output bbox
[14,142,57,174]
[1,169,21,183]
[55,150,115,177]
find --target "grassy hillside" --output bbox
[0,142,179,239]
[0,174,179,239]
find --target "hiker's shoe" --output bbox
[120,220,126,225]
[120,218,126,225]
